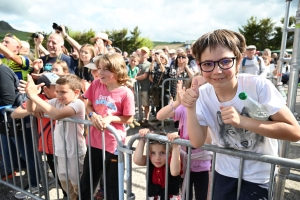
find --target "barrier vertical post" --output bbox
[275,2,300,199]
[30,115,49,200]
[276,0,292,85]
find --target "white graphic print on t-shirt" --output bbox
[217,107,264,151]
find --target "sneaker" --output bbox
[129,123,135,129]
[94,188,104,200]
[133,120,140,127]
[151,119,159,123]
[48,172,54,179]
[14,185,39,199]
[1,171,16,180]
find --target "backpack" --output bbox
[242,56,262,74]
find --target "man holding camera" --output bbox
[0,33,31,81]
[32,32,75,76]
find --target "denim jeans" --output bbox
[0,116,38,187]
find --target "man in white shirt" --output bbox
[239,45,267,78]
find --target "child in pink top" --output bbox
[157,74,212,200]
[80,53,135,200]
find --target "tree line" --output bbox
[239,16,295,50]
[28,16,295,54]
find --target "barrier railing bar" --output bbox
[50,118,60,199]
[31,115,48,199]
[62,121,70,200]
[210,152,216,200]
[0,179,42,199]
[160,78,190,127]
[287,172,300,182]
[75,122,81,200]
[4,111,17,185]
[87,125,93,200]
[185,146,192,200]
[39,118,50,199]
[164,142,170,200]
[13,117,25,190]
[101,130,107,200]
[268,164,276,200]
[237,157,244,200]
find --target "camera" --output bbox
[52,23,68,33]
[32,32,46,39]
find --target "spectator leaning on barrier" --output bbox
[25,74,86,200]
[182,29,300,199]
[135,46,151,126]
[0,60,39,199]
[80,53,135,200]
[157,75,212,200]
[11,73,68,199]
[0,33,31,81]
[239,45,267,78]
[133,129,182,199]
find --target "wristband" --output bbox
[88,112,94,118]
[81,94,87,99]
[170,101,175,111]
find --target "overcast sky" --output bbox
[0,0,298,42]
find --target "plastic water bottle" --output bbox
[238,92,269,120]
[277,83,287,101]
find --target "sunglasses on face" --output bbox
[177,56,186,59]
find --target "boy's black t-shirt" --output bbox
[0,64,18,107]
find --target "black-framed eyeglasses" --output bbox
[177,56,186,59]
[199,57,236,72]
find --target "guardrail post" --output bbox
[274,1,300,199]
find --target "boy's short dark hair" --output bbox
[192,29,246,66]
[56,74,82,91]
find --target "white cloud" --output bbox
[0,0,298,42]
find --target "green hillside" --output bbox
[0,31,32,41]
[0,20,33,41]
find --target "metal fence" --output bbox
[1,106,300,199]
[126,133,300,200]
[0,108,130,200]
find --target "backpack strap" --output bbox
[256,56,262,74]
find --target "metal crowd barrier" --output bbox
[1,108,300,199]
[0,108,131,200]
[126,133,300,200]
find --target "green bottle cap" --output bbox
[239,92,248,100]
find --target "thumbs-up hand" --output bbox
[181,77,200,108]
